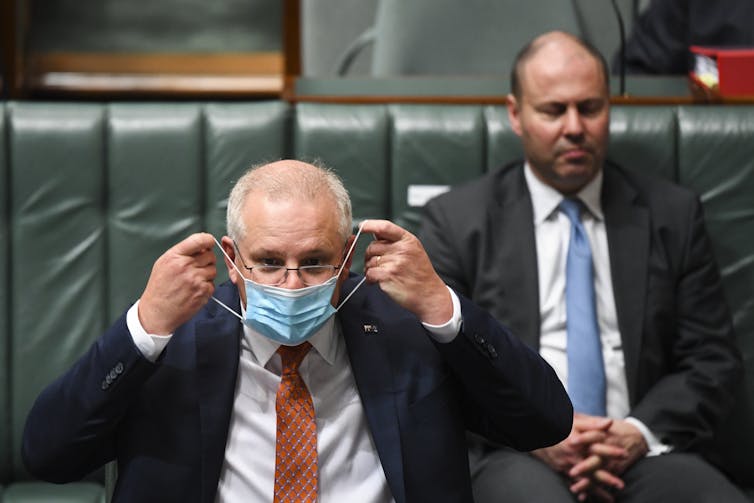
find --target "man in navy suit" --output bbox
[23,159,572,502]
[420,31,745,502]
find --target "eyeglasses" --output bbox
[234,242,341,286]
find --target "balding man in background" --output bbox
[421,31,746,502]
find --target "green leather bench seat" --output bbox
[7,104,109,502]
[677,107,754,491]
[0,101,752,501]
[0,104,8,494]
[2,482,104,503]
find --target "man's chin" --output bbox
[553,165,599,193]
[557,152,594,167]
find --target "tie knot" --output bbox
[559,198,584,224]
[277,342,312,374]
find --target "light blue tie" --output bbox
[559,198,607,416]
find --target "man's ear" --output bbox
[220,236,240,284]
[507,93,523,137]
[340,234,357,277]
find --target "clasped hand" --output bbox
[532,413,648,502]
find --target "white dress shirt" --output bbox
[126,284,463,501]
[214,316,392,503]
[524,164,669,454]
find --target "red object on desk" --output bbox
[690,46,754,97]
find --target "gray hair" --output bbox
[226,159,353,243]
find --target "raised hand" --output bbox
[138,233,217,335]
[360,219,452,325]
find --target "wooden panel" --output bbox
[25,52,284,97]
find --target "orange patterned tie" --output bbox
[274,342,318,503]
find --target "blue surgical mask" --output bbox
[212,226,365,345]
[241,275,338,345]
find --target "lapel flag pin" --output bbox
[363,324,379,334]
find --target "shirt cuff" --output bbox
[625,416,673,456]
[421,286,462,343]
[127,300,173,362]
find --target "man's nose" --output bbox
[563,107,585,138]
[281,269,307,289]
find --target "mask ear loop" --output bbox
[210,236,244,321]
[336,222,369,311]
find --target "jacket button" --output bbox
[115,362,124,374]
[486,343,498,358]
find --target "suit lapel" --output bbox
[487,164,541,349]
[195,289,242,503]
[337,283,407,503]
[602,166,649,404]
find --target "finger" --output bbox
[359,219,406,243]
[189,278,215,300]
[198,265,218,282]
[593,469,625,491]
[366,253,383,269]
[365,241,409,270]
[570,454,602,478]
[589,442,628,460]
[364,257,392,284]
[364,243,391,269]
[569,476,591,494]
[570,429,608,446]
[193,249,218,268]
[174,232,216,256]
[365,241,391,262]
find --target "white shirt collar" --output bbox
[523,162,604,223]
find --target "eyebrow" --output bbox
[247,246,336,260]
[533,96,606,109]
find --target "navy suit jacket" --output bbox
[23,275,572,503]
[420,161,742,454]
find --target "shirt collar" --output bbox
[240,304,340,368]
[523,162,604,223]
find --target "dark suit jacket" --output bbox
[22,275,572,503]
[420,161,742,453]
[615,0,754,75]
